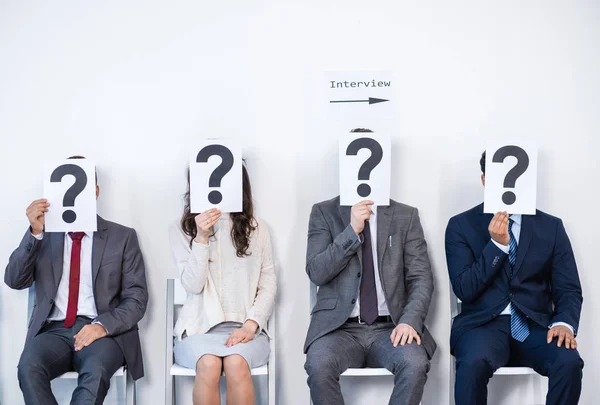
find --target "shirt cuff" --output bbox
[491,239,509,254]
[549,322,574,335]
[31,231,44,240]
[92,320,109,335]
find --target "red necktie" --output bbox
[64,232,85,328]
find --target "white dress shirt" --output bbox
[491,214,573,333]
[350,206,390,318]
[32,232,99,321]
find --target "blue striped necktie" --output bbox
[509,218,530,342]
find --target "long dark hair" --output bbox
[181,163,256,257]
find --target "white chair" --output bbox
[448,286,547,404]
[165,278,276,405]
[27,285,136,405]
[309,283,421,405]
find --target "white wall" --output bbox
[1,1,598,404]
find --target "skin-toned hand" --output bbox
[73,324,107,351]
[547,325,578,349]
[26,199,50,236]
[225,320,259,347]
[194,208,221,244]
[489,211,510,246]
[390,323,421,347]
[350,200,375,235]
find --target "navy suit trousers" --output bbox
[454,316,583,405]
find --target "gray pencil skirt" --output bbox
[174,322,270,370]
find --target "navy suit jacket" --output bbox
[445,203,583,351]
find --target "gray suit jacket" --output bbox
[4,216,148,380]
[304,197,436,359]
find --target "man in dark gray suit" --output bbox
[5,157,148,405]
[304,130,436,405]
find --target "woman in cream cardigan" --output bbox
[170,165,276,405]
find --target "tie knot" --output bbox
[68,232,85,241]
[509,218,514,227]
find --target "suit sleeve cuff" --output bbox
[31,231,44,240]
[549,322,574,335]
[92,320,109,335]
[335,224,363,253]
[491,239,509,254]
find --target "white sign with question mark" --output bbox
[190,139,242,214]
[339,133,391,206]
[43,159,98,232]
[484,141,538,215]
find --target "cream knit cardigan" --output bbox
[170,215,276,340]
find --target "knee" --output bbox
[223,355,250,381]
[551,352,584,376]
[456,355,493,378]
[79,364,111,385]
[390,352,429,377]
[196,355,222,384]
[17,360,45,386]
[304,352,340,381]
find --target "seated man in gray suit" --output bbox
[5,156,148,405]
[304,130,436,405]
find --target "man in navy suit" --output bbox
[445,152,584,405]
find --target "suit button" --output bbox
[351,299,356,304]
[509,293,514,298]
[357,273,361,278]
[50,299,54,305]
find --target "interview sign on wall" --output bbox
[325,70,396,122]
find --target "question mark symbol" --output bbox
[196,145,235,204]
[492,145,529,205]
[346,138,384,197]
[50,164,88,224]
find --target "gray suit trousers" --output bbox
[305,320,429,405]
[17,317,125,405]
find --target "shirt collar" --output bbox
[509,214,522,226]
[65,231,94,240]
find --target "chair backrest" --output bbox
[173,278,187,307]
[449,284,462,320]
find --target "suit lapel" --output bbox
[91,216,108,286]
[376,205,393,271]
[50,233,65,297]
[513,215,533,277]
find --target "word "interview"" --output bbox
[330,80,392,88]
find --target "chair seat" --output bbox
[57,366,126,379]
[341,368,392,377]
[170,363,268,377]
[494,367,537,376]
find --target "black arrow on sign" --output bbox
[330,97,389,105]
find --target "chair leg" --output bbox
[165,375,175,405]
[125,371,136,405]
[268,374,275,405]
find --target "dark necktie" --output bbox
[360,221,378,324]
[508,219,530,342]
[64,232,85,328]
